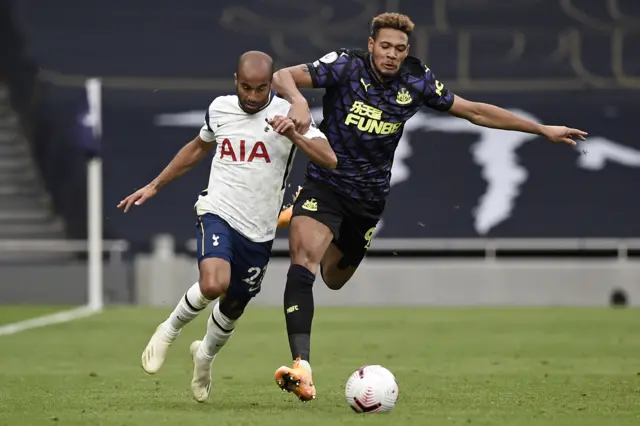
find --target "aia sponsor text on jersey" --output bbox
[219,139,271,163]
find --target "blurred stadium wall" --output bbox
[1,0,640,307]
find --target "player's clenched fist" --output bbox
[268,115,297,138]
[117,183,158,213]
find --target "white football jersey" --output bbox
[195,94,325,242]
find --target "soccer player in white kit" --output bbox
[117,51,335,403]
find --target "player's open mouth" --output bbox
[382,63,396,70]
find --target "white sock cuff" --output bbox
[212,302,236,333]
[185,282,210,311]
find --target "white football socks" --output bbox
[164,282,212,337]
[197,302,237,361]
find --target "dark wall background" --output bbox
[4,0,640,248]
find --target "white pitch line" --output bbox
[0,305,102,336]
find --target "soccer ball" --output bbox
[345,365,399,413]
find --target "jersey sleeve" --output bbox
[199,101,217,142]
[305,48,352,89]
[422,65,455,112]
[302,114,326,140]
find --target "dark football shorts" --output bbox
[291,178,385,268]
[196,213,273,299]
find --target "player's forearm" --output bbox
[289,134,337,170]
[272,69,307,105]
[468,103,544,135]
[150,139,210,190]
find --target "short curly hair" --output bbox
[370,13,415,39]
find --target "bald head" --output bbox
[235,51,274,114]
[237,51,274,81]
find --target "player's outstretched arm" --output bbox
[148,136,214,188]
[117,136,214,212]
[448,95,587,146]
[268,116,337,170]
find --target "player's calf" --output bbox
[142,281,210,374]
[284,216,333,361]
[190,290,250,402]
[196,292,245,361]
[160,258,230,338]
[142,258,231,375]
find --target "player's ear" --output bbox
[367,37,374,53]
[233,72,237,85]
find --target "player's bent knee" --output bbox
[324,276,348,290]
[199,276,230,300]
[319,244,357,290]
[198,257,232,300]
[320,265,355,290]
[290,258,320,276]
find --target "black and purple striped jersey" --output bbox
[305,48,455,201]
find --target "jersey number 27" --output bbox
[243,266,268,295]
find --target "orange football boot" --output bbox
[274,357,316,402]
[277,206,293,229]
[277,185,302,229]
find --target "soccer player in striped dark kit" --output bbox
[273,13,587,401]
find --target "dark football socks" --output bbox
[283,264,316,362]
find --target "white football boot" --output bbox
[141,324,179,374]
[190,340,214,403]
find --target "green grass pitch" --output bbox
[0,306,639,425]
